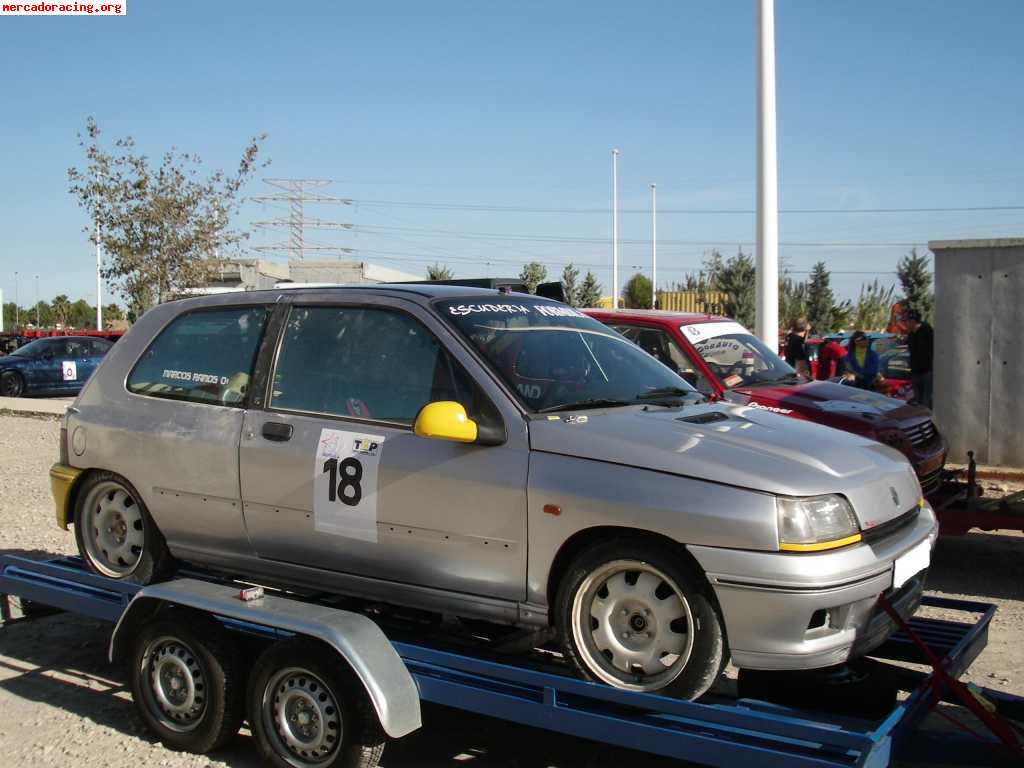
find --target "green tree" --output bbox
[51,294,72,327]
[577,271,603,307]
[67,117,267,317]
[621,272,653,309]
[805,261,836,333]
[426,263,454,280]
[709,249,756,330]
[561,262,580,307]
[779,277,808,331]
[2,302,23,329]
[103,303,126,322]
[896,248,934,322]
[68,299,94,329]
[30,301,53,328]
[518,262,548,294]
[853,280,897,331]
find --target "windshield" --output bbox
[681,321,797,388]
[10,339,45,358]
[438,298,700,412]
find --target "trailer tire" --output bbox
[556,536,726,700]
[129,613,244,754]
[248,638,386,768]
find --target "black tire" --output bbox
[555,536,726,700]
[129,613,244,753]
[0,370,24,397]
[73,470,174,584]
[248,638,386,768]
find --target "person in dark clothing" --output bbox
[906,309,934,409]
[784,318,810,377]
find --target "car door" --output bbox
[78,338,112,385]
[239,296,529,601]
[34,339,70,391]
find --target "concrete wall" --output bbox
[930,238,1024,466]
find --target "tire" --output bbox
[0,370,24,397]
[130,613,244,753]
[555,537,726,700]
[73,471,174,584]
[248,638,386,768]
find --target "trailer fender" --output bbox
[108,578,421,738]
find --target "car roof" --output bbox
[584,308,731,325]
[174,283,543,306]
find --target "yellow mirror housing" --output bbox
[414,401,478,443]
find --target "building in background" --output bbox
[930,238,1024,466]
[190,258,421,294]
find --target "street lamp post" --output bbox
[14,271,19,329]
[650,183,657,309]
[755,0,780,348]
[611,149,620,310]
[35,275,39,327]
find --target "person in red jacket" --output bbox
[815,338,848,380]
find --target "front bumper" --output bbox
[50,463,83,530]
[688,503,938,670]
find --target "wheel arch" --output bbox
[545,526,712,621]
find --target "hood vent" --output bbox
[677,412,730,426]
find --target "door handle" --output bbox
[261,421,294,442]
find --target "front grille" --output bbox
[902,419,938,449]
[919,468,942,497]
[862,506,921,544]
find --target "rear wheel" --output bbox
[73,471,173,583]
[248,638,386,768]
[0,370,24,397]
[556,537,726,700]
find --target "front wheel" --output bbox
[555,538,726,700]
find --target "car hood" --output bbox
[529,402,922,529]
[729,380,931,428]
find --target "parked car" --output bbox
[0,335,114,397]
[878,346,914,401]
[586,309,946,496]
[51,287,936,700]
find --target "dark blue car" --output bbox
[0,336,114,397]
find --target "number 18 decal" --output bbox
[313,428,384,542]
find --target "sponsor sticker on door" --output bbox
[313,428,385,543]
[61,360,78,381]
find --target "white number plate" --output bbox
[313,428,385,543]
[892,538,930,590]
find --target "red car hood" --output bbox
[729,380,931,430]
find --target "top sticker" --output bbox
[680,321,750,345]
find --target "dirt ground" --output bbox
[1,413,1021,766]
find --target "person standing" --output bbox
[784,318,811,377]
[842,331,882,390]
[906,309,934,409]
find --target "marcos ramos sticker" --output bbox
[313,428,385,542]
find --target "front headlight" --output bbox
[777,494,861,552]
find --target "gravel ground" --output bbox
[1,414,1022,767]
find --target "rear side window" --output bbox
[128,306,269,406]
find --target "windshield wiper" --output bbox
[537,398,634,413]
[636,386,692,400]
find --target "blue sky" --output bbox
[1,0,1022,310]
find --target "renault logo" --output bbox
[890,487,900,507]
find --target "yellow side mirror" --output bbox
[414,401,478,443]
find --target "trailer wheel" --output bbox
[248,638,386,768]
[556,537,726,700]
[130,614,244,754]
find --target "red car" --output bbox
[585,309,947,496]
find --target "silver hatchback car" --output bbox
[50,285,937,699]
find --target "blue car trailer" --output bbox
[1,554,1022,767]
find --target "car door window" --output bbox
[611,324,715,395]
[127,306,269,406]
[271,306,486,425]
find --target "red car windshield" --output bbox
[682,322,798,388]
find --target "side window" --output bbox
[88,339,113,357]
[127,306,269,406]
[614,325,715,395]
[271,306,486,425]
